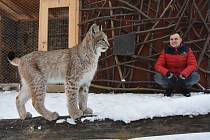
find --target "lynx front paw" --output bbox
[83,108,93,115]
[25,112,32,119]
[71,110,83,119]
[20,112,32,120]
[46,112,59,121]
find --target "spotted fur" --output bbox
[8,24,109,121]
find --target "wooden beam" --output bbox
[1,113,210,139]
[1,0,28,15]
[47,0,70,8]
[0,1,30,21]
[69,0,79,48]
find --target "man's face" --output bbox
[169,33,182,48]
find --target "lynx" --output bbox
[8,24,109,121]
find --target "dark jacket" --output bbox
[154,44,197,78]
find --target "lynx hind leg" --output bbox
[16,84,32,119]
[79,84,93,115]
[30,75,59,121]
[65,81,83,119]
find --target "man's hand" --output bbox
[166,72,177,82]
[177,74,186,85]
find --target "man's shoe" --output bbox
[183,89,191,97]
[164,88,173,97]
[183,92,191,97]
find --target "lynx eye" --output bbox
[96,38,105,43]
[101,38,106,42]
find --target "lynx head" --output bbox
[85,23,110,54]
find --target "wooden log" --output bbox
[0,114,210,139]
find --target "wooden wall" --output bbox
[80,0,210,91]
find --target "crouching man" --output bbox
[154,31,200,97]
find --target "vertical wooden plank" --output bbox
[0,17,3,82]
[38,0,48,51]
[69,0,79,48]
[39,0,78,50]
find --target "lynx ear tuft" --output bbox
[7,51,16,61]
[92,27,96,36]
[89,23,100,37]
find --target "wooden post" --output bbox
[0,17,3,82]
[38,0,48,51]
[38,0,79,51]
[69,0,79,48]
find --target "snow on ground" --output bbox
[0,91,210,123]
[1,90,210,139]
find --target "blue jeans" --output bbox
[154,72,200,89]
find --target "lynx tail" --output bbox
[7,51,21,66]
